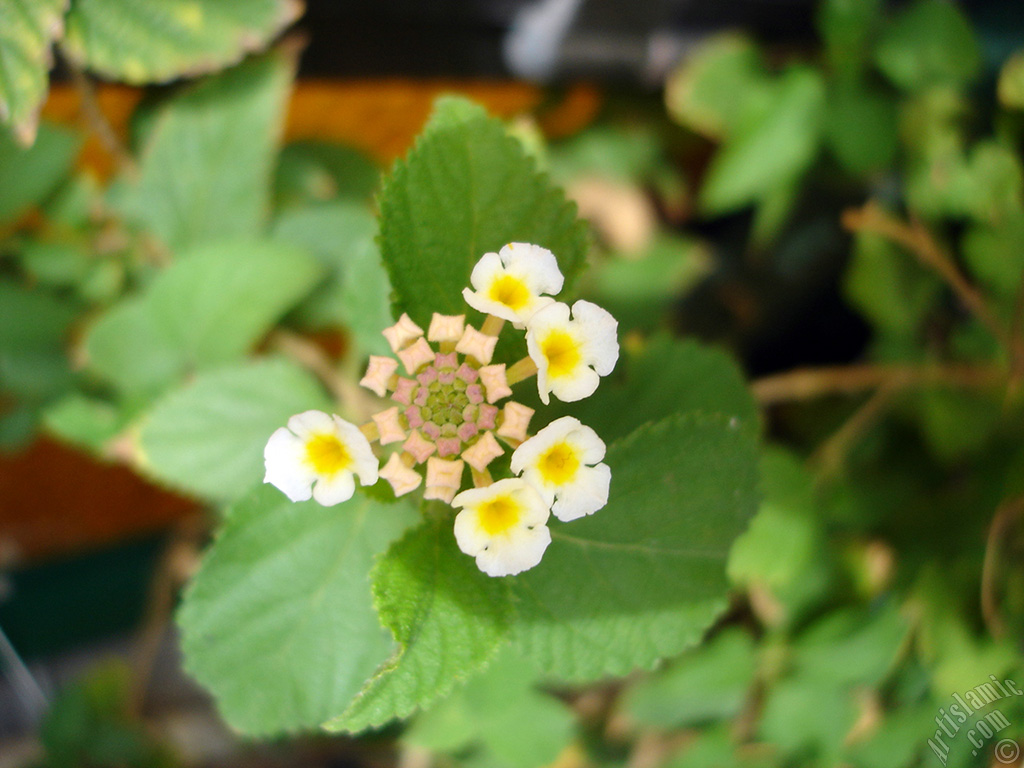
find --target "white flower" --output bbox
[462,243,564,326]
[452,478,551,577]
[525,300,618,404]
[511,416,610,522]
[264,410,379,506]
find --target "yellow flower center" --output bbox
[541,330,581,379]
[538,442,580,485]
[488,274,531,311]
[477,495,523,536]
[305,433,351,476]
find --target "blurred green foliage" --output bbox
[2,1,1023,767]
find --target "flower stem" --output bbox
[481,314,505,337]
[751,363,1005,404]
[506,356,538,385]
[842,202,1011,352]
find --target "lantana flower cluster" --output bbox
[264,243,619,576]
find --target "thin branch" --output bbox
[811,384,898,478]
[67,61,138,176]
[842,202,1010,350]
[981,495,1024,640]
[129,514,205,714]
[751,363,1004,404]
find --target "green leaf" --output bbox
[404,647,576,768]
[915,388,1002,462]
[844,226,942,336]
[327,517,513,733]
[998,49,1024,110]
[114,53,292,251]
[0,0,65,145]
[824,83,898,176]
[274,140,380,209]
[378,96,588,329]
[178,484,418,736]
[0,280,76,401]
[510,412,759,682]
[548,125,663,184]
[0,122,81,226]
[699,66,825,215]
[962,210,1024,301]
[792,603,909,687]
[728,449,822,591]
[84,238,323,394]
[624,628,757,728]
[664,33,772,141]
[582,236,711,333]
[39,661,175,768]
[555,336,758,444]
[817,0,883,81]
[43,393,124,452]
[758,675,857,760]
[62,0,299,83]
[271,202,392,355]
[136,357,331,502]
[874,0,981,90]
[960,140,1024,224]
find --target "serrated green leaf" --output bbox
[553,336,757,444]
[421,95,489,134]
[0,122,81,226]
[84,238,323,394]
[624,628,756,728]
[378,97,588,329]
[998,49,1024,110]
[271,202,392,355]
[404,646,575,768]
[874,0,981,90]
[62,0,299,84]
[699,66,824,215]
[178,485,417,736]
[136,357,331,502]
[114,53,292,252]
[664,33,772,141]
[509,412,759,682]
[327,517,513,733]
[0,0,65,145]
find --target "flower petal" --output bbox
[551,462,611,522]
[286,409,336,439]
[312,470,356,506]
[263,427,315,502]
[572,300,619,376]
[500,242,564,296]
[475,525,551,577]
